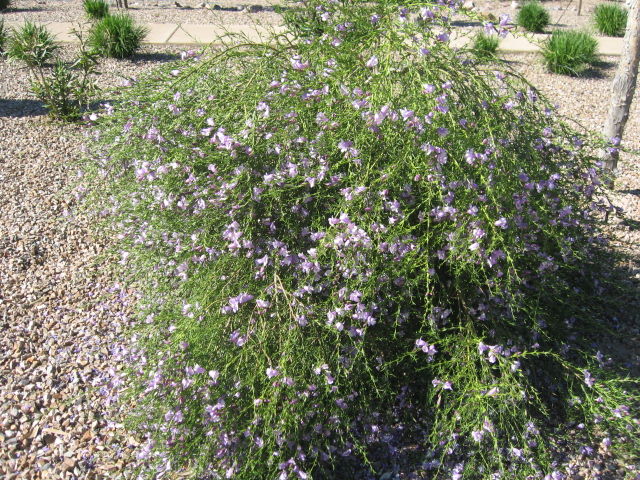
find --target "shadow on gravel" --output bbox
[0,98,47,118]
[130,52,182,64]
[622,217,640,231]
[578,60,617,79]
[620,188,640,197]
[4,6,47,13]
[451,20,483,27]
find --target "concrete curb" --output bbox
[2,21,625,55]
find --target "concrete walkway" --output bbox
[3,21,625,55]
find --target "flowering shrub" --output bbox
[84,0,639,478]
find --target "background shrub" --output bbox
[471,31,499,60]
[29,30,100,121]
[593,2,628,37]
[83,0,110,20]
[542,29,598,75]
[0,0,10,11]
[517,1,550,32]
[89,13,147,58]
[7,21,59,68]
[6,25,99,121]
[84,1,639,479]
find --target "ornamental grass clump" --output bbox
[542,29,598,76]
[89,12,147,58]
[516,1,550,33]
[84,0,639,478]
[470,31,499,61]
[593,3,628,37]
[83,0,110,20]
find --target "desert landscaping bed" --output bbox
[0,0,628,30]
[1,2,639,478]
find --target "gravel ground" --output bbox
[473,0,626,33]
[1,0,284,26]
[0,46,183,480]
[0,39,638,480]
[0,0,623,29]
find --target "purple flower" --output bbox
[484,22,494,35]
[432,378,452,390]
[266,367,279,378]
[290,56,310,70]
[336,398,348,409]
[583,370,595,388]
[229,331,247,347]
[471,430,484,442]
[164,409,183,423]
[415,338,437,359]
[494,217,508,229]
[365,55,379,68]
[484,387,500,397]
[487,249,506,267]
[337,140,359,158]
[224,293,254,313]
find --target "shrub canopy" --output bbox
[85,1,639,478]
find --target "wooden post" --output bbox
[602,0,640,173]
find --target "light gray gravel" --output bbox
[0,35,638,480]
[1,0,284,26]
[0,45,183,479]
[0,0,616,29]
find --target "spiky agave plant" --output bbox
[84,1,639,478]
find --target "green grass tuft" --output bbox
[517,2,550,33]
[593,3,628,37]
[542,29,598,76]
[89,13,148,59]
[471,32,500,60]
[83,0,110,20]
